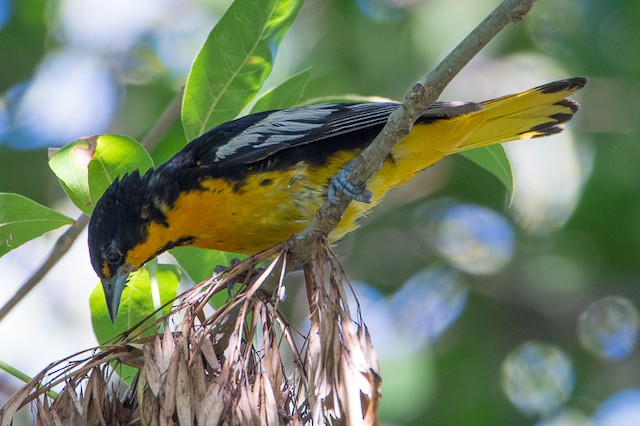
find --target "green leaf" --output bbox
[250,69,312,113]
[49,135,153,215]
[0,193,74,258]
[171,246,246,283]
[181,0,305,140]
[87,134,154,202]
[90,263,180,384]
[90,263,181,342]
[48,138,95,214]
[458,145,514,202]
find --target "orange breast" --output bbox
[124,129,444,267]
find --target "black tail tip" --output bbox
[540,76,588,94]
[555,98,580,114]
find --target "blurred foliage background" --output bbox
[1,0,639,424]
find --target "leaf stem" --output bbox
[0,360,59,399]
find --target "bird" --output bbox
[88,77,587,322]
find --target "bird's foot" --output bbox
[328,161,373,204]
[213,259,264,297]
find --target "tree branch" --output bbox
[0,89,186,322]
[287,0,535,266]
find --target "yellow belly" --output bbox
[159,149,392,254]
[125,138,437,268]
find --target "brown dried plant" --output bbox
[0,238,381,425]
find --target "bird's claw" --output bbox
[328,162,373,204]
[212,259,265,297]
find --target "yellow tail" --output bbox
[445,77,586,153]
[390,77,586,175]
[335,77,586,242]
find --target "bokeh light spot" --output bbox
[535,408,593,426]
[350,269,467,357]
[435,204,514,274]
[151,7,217,79]
[348,283,397,356]
[593,389,640,426]
[392,266,468,347]
[501,341,574,416]
[354,0,408,23]
[0,0,11,30]
[59,0,176,53]
[10,50,116,149]
[507,132,592,235]
[578,296,640,361]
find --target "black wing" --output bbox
[165,101,481,177]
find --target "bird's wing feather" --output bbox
[181,101,479,167]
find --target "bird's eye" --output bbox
[105,248,123,265]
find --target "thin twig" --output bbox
[140,86,185,149]
[0,214,89,321]
[0,88,186,322]
[287,0,535,266]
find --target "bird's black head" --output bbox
[88,171,151,322]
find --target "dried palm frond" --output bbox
[0,239,381,425]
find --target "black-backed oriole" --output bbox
[88,77,587,322]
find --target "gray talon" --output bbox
[328,162,372,204]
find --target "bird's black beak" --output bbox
[101,271,129,323]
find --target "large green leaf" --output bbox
[90,263,180,384]
[49,135,153,215]
[181,0,305,140]
[0,193,74,258]
[171,247,247,309]
[250,69,312,113]
[458,145,513,202]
